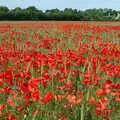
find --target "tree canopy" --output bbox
[0,6,120,21]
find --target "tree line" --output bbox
[0,6,120,21]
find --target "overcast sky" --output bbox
[0,0,120,10]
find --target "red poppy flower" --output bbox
[7,97,15,107]
[31,90,41,101]
[7,112,19,120]
[42,92,53,104]
[96,89,105,96]
[88,97,95,105]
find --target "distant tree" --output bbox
[0,6,119,21]
[45,9,62,20]
[25,6,39,20]
[0,6,9,20]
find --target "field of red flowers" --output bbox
[0,22,120,120]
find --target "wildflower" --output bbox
[42,92,53,104]
[31,90,41,101]
[96,89,105,96]
[88,97,95,105]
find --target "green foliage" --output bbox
[0,6,120,21]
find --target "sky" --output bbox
[0,0,120,10]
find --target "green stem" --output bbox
[32,105,39,120]
[81,103,84,120]
[86,88,90,102]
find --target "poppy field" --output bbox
[0,21,120,120]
